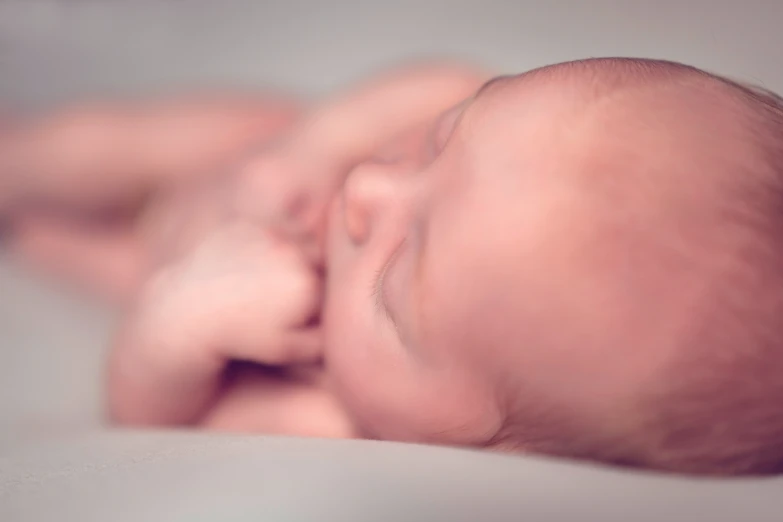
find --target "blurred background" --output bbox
[1,0,782,443]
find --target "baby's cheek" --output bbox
[379,370,504,446]
[326,308,501,445]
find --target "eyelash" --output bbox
[370,241,406,323]
[370,266,390,319]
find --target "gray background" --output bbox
[1,0,782,440]
[2,2,783,520]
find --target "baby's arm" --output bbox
[0,96,300,300]
[0,97,298,215]
[109,61,490,434]
[236,60,490,263]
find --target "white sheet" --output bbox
[3,431,781,522]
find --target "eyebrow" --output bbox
[474,75,512,98]
[431,75,514,150]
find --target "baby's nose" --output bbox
[342,163,405,245]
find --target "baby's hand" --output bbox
[108,176,326,427]
[233,61,490,265]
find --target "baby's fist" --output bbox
[109,219,322,426]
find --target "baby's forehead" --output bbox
[464,59,759,177]
[429,59,768,321]
[437,58,774,240]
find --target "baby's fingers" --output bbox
[108,322,322,427]
[107,224,322,426]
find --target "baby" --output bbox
[4,58,783,476]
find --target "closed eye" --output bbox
[370,240,406,326]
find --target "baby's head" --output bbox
[324,58,783,475]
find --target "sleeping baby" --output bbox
[3,57,783,476]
